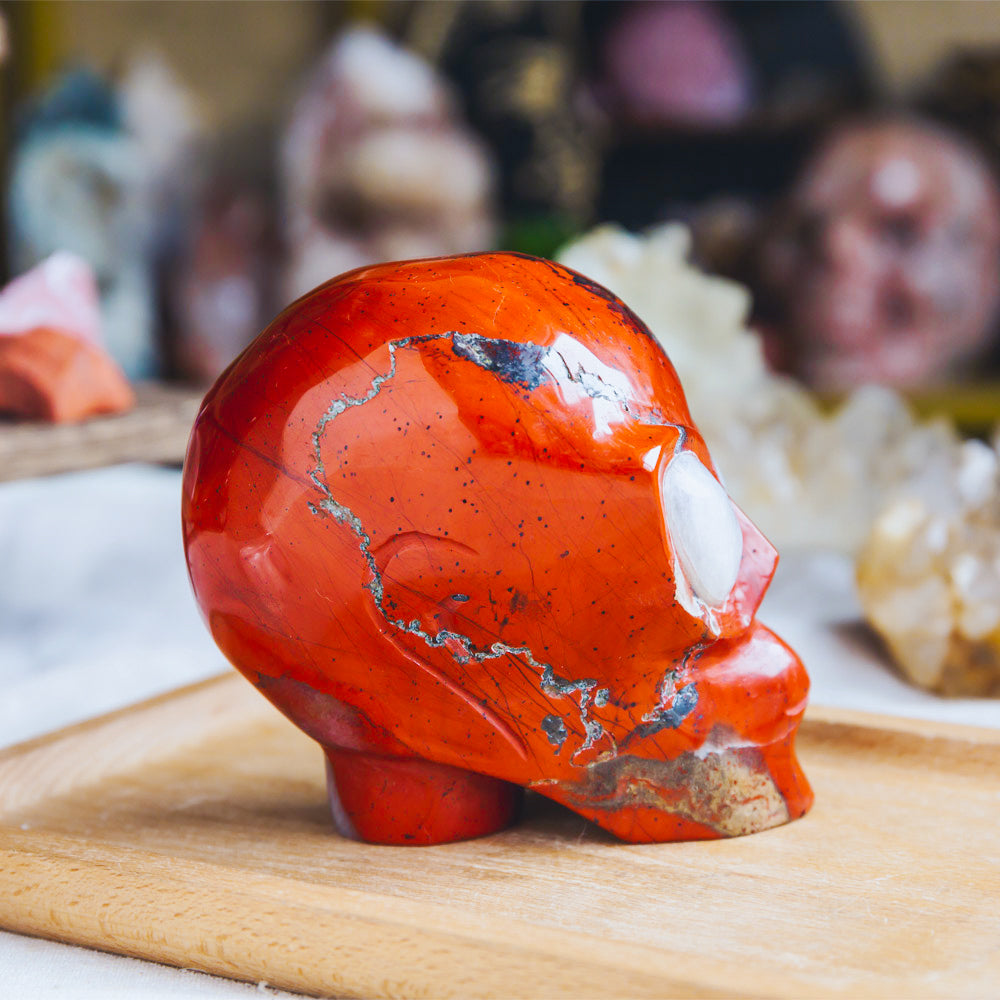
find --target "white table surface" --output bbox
[2,464,998,998]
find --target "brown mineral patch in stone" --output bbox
[548,740,789,838]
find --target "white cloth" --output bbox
[2,464,998,997]
[0,464,231,745]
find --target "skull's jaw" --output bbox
[534,731,812,843]
[319,731,811,846]
[243,622,812,846]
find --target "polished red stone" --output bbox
[182,252,813,845]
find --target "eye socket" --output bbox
[660,451,743,608]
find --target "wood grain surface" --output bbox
[1,672,998,999]
[0,382,203,481]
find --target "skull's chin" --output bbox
[532,621,813,844]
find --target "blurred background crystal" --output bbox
[7,69,159,378]
[5,0,1000,395]
[279,25,496,307]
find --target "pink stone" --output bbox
[0,253,103,346]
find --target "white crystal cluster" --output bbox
[559,224,1000,695]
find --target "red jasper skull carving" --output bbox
[182,252,812,844]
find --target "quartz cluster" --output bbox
[559,224,1000,695]
[857,438,1000,695]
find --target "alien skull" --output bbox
[182,252,812,844]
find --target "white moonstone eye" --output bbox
[660,450,744,608]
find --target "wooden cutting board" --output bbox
[1,672,998,999]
